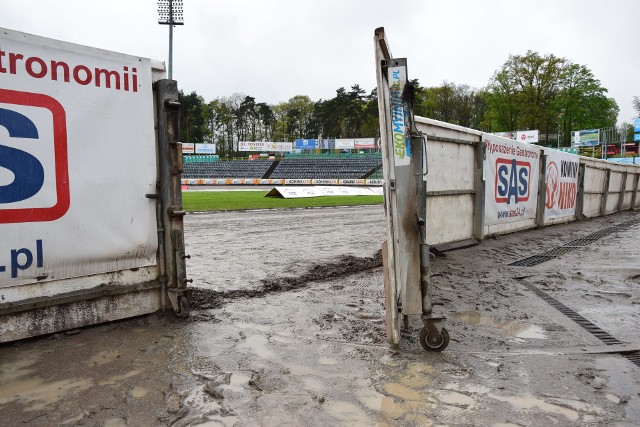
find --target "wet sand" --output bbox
[0,206,639,426]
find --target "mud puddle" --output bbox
[190,250,382,310]
[451,311,547,339]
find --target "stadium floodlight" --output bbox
[157,0,184,80]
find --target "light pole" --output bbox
[158,0,184,80]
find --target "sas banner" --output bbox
[484,134,541,226]
[544,149,579,220]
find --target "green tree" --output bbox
[178,90,211,143]
[486,51,565,135]
[554,63,618,146]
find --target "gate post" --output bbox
[575,163,586,220]
[536,151,547,228]
[618,172,627,212]
[631,173,640,210]
[155,79,190,317]
[600,169,611,217]
[473,137,486,241]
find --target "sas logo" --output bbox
[495,158,530,204]
[0,89,69,223]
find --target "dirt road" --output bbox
[1,206,639,426]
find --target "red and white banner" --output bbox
[181,142,195,154]
[544,149,579,220]
[483,134,541,226]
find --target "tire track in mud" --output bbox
[189,250,383,310]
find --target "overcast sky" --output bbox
[2,0,638,125]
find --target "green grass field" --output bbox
[183,190,383,212]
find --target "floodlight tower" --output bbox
[158,0,184,80]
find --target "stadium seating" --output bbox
[182,159,273,179]
[181,155,382,180]
[269,157,381,179]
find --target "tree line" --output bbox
[179,50,630,157]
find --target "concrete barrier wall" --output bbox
[416,117,640,246]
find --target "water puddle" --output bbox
[98,369,144,386]
[488,393,579,422]
[452,311,547,339]
[130,386,150,398]
[88,349,120,367]
[226,372,251,393]
[103,417,127,427]
[238,335,277,361]
[0,376,93,411]
[323,400,372,426]
[596,356,640,420]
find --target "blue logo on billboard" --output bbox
[634,117,640,134]
[295,139,317,149]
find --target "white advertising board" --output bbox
[334,139,355,150]
[483,134,541,226]
[544,149,579,220]
[0,28,158,287]
[265,186,383,199]
[195,143,216,154]
[181,142,195,154]
[239,141,293,152]
[516,130,539,143]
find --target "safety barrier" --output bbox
[0,28,188,342]
[181,178,385,186]
[416,117,640,246]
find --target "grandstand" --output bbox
[182,159,273,179]
[182,154,382,180]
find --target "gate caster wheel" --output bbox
[177,295,191,319]
[419,326,449,352]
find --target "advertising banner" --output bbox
[195,143,216,154]
[634,118,640,134]
[239,141,264,152]
[572,129,600,146]
[0,28,158,287]
[181,142,195,154]
[294,139,317,149]
[516,130,539,143]
[354,138,378,149]
[483,134,540,226]
[239,141,292,152]
[265,186,383,199]
[544,149,579,220]
[327,139,336,150]
[493,131,517,140]
[388,63,411,166]
[335,139,355,150]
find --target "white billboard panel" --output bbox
[0,28,158,287]
[181,142,195,154]
[483,134,541,226]
[335,139,355,149]
[544,149,579,220]
[195,143,216,154]
[516,130,539,143]
[239,141,292,152]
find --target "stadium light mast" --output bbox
[157,0,184,80]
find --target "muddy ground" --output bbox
[1,205,639,426]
